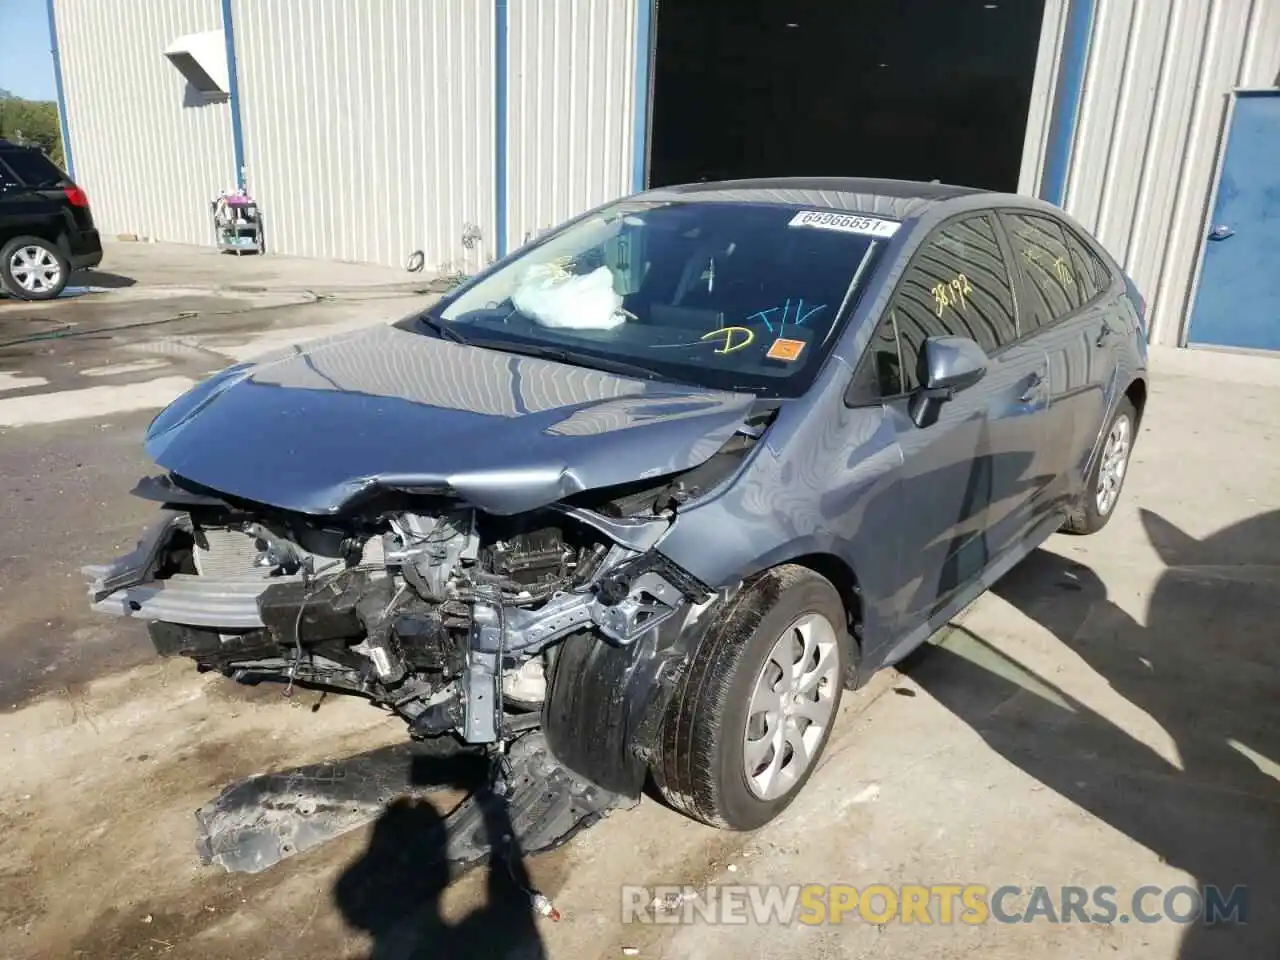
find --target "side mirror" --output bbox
[908,336,988,428]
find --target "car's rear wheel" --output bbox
[650,565,850,830]
[0,235,69,301]
[1063,396,1137,535]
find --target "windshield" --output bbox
[432,200,884,397]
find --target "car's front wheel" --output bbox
[0,235,69,301]
[1063,396,1137,535]
[651,565,850,830]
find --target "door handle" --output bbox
[1208,224,1235,241]
[1019,372,1046,403]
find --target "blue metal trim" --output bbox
[495,0,510,257]
[1039,0,1096,206]
[45,0,74,178]
[220,0,247,190]
[631,0,655,193]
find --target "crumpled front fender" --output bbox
[541,589,731,798]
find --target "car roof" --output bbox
[636,177,990,221]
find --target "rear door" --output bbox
[1000,209,1120,495]
[848,212,1053,639]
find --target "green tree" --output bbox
[0,93,65,168]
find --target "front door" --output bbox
[1186,90,1280,351]
[861,212,1052,638]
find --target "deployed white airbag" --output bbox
[512,263,626,330]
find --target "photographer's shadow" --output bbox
[906,508,1280,959]
[334,752,547,960]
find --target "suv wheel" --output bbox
[1063,396,1137,535]
[651,565,850,830]
[1,235,69,301]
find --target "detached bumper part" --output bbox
[196,731,627,874]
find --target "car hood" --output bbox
[144,324,756,516]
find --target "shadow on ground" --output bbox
[0,270,134,303]
[77,268,137,289]
[333,750,548,960]
[904,508,1280,958]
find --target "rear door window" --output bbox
[889,213,1019,390]
[0,161,20,194]
[1002,211,1084,331]
[0,150,67,188]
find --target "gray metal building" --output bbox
[48,0,1280,351]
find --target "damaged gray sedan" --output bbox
[87,178,1148,835]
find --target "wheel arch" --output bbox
[1125,376,1148,430]
[742,550,866,689]
[0,221,65,249]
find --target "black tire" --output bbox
[0,235,70,301]
[1063,396,1137,535]
[650,565,851,830]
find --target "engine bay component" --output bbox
[502,657,547,707]
[84,482,711,750]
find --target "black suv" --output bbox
[0,139,102,300]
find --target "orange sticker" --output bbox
[766,337,806,362]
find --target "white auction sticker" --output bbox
[788,210,901,238]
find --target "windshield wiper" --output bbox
[417,314,469,345]
[468,338,669,382]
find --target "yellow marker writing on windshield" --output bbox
[700,326,755,354]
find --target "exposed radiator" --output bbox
[191,527,386,580]
[192,528,270,581]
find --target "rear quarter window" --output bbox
[1060,225,1113,302]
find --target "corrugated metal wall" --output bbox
[506,0,640,250]
[1018,0,1068,196]
[230,0,495,273]
[1060,0,1280,345]
[52,0,234,246]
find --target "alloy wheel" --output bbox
[1095,413,1132,516]
[743,612,841,801]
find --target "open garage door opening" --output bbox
[647,0,1049,193]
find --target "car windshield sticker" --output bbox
[788,210,900,238]
[766,337,806,362]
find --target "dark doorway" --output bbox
[647,0,1048,192]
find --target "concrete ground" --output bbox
[0,248,1276,960]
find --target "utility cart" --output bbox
[212,190,262,255]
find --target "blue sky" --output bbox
[0,0,57,101]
